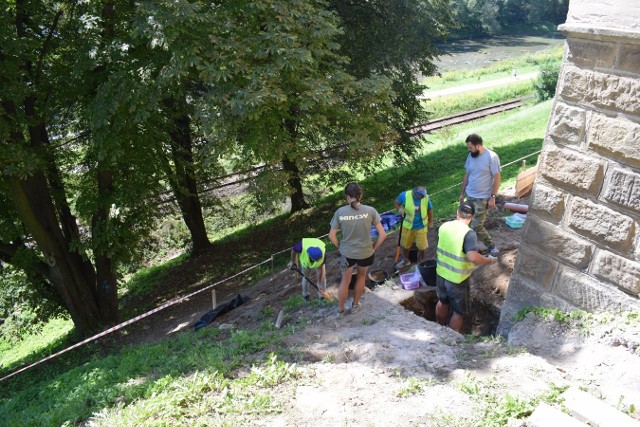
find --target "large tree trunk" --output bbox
[283,110,309,213]
[282,156,309,212]
[92,168,119,324]
[164,97,212,255]
[5,174,103,334]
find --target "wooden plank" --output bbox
[515,165,538,198]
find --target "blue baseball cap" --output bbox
[307,247,323,261]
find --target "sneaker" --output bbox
[488,247,499,257]
[336,308,347,318]
[351,303,361,314]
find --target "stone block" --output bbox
[618,44,640,74]
[602,167,640,215]
[592,250,640,295]
[513,246,558,289]
[539,146,605,195]
[529,183,566,223]
[522,217,593,270]
[567,197,636,252]
[547,102,586,146]
[587,114,640,169]
[559,66,640,115]
[553,266,640,313]
[497,276,575,337]
[567,39,617,68]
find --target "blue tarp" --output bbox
[371,212,403,238]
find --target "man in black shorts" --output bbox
[435,202,496,332]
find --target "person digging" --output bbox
[288,238,327,301]
[435,202,496,332]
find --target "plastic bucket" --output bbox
[418,260,437,286]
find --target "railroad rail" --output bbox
[407,99,525,137]
[159,99,526,205]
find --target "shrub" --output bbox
[533,59,561,101]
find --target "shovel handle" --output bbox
[290,266,334,303]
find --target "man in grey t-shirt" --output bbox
[458,133,501,256]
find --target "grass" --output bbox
[422,46,563,90]
[0,296,309,426]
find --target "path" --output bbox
[419,71,539,99]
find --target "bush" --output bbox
[533,59,561,101]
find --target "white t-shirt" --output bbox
[464,148,501,199]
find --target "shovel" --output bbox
[391,215,406,276]
[290,266,334,303]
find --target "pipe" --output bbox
[504,202,529,213]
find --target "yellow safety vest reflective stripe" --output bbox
[403,191,429,229]
[436,220,475,284]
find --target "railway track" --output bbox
[407,99,525,137]
[160,99,526,205]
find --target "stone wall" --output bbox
[498,0,640,336]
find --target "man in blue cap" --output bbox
[394,185,434,265]
[288,238,326,300]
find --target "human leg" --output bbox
[400,226,413,261]
[316,264,327,297]
[449,312,464,332]
[435,300,450,325]
[352,255,374,309]
[338,256,356,312]
[414,228,428,262]
[301,266,312,299]
[446,279,470,333]
[435,275,450,325]
[467,197,494,249]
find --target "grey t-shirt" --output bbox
[330,204,381,259]
[464,148,501,199]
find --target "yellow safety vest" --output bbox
[436,220,475,284]
[300,238,325,269]
[403,191,429,229]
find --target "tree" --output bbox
[0,1,163,334]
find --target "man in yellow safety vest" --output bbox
[394,186,434,265]
[435,202,496,332]
[288,238,326,300]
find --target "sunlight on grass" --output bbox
[421,46,563,90]
[0,317,74,371]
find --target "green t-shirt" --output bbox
[330,204,381,259]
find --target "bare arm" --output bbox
[459,172,470,202]
[489,172,501,208]
[372,222,386,251]
[467,250,492,265]
[328,228,340,250]
[427,208,434,228]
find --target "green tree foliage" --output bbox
[533,59,561,101]
[0,1,165,335]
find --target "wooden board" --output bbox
[515,165,538,198]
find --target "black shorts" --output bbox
[436,275,470,316]
[341,254,375,271]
